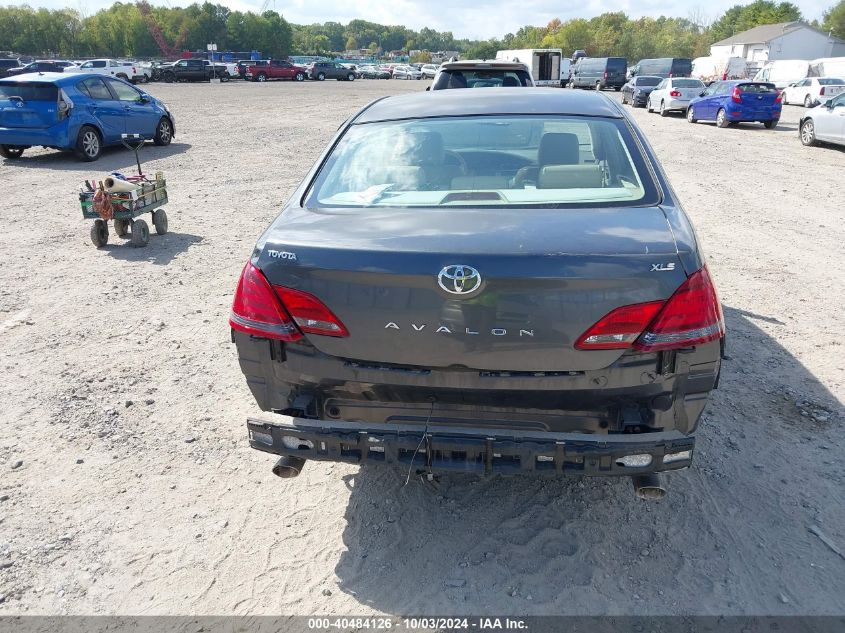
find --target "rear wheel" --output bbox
[257,72,267,82]
[295,72,305,81]
[595,81,601,91]
[116,73,128,81]
[154,117,172,146]
[220,72,230,82]
[152,209,168,235]
[90,219,108,248]
[317,72,325,81]
[621,92,628,104]
[763,120,776,129]
[659,100,668,117]
[114,218,130,237]
[163,72,175,83]
[804,94,813,108]
[800,118,817,146]
[347,73,355,81]
[646,97,653,113]
[716,108,729,128]
[686,106,697,123]
[0,145,24,159]
[75,125,101,161]
[131,219,150,247]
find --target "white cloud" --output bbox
[7,0,833,39]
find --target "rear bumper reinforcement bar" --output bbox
[247,417,695,476]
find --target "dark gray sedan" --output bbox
[230,89,724,498]
[621,75,662,107]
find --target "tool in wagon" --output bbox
[78,134,171,248]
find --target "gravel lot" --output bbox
[0,79,843,616]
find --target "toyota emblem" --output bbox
[438,265,482,295]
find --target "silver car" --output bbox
[392,65,422,80]
[799,93,845,147]
[647,78,706,116]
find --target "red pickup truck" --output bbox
[245,59,307,82]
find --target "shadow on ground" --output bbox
[1,142,191,172]
[101,231,204,265]
[333,306,844,616]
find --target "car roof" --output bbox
[0,72,110,85]
[440,60,527,70]
[356,88,623,123]
[634,75,663,80]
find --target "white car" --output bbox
[783,77,845,107]
[420,64,438,79]
[392,65,422,80]
[799,92,845,147]
[646,78,706,116]
[65,59,139,83]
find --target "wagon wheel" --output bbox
[90,219,108,248]
[114,218,130,237]
[152,209,168,235]
[131,219,150,247]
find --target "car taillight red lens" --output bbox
[229,262,302,341]
[603,70,608,79]
[819,86,825,95]
[575,266,724,353]
[731,86,742,103]
[670,90,681,97]
[575,301,665,350]
[273,286,349,337]
[634,267,724,352]
[775,89,783,103]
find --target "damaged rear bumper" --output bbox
[247,416,695,476]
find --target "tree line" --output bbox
[1,0,844,60]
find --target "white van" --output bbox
[809,57,845,80]
[496,49,563,87]
[753,60,810,88]
[691,56,748,84]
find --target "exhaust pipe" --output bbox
[272,455,306,479]
[631,473,667,500]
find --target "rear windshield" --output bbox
[673,79,704,88]
[305,115,659,209]
[0,82,58,100]
[433,69,532,89]
[636,77,661,86]
[607,58,627,71]
[739,83,776,93]
[818,78,845,85]
[0,60,19,68]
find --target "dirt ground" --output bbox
[0,78,843,617]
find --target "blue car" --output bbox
[686,80,782,129]
[0,72,175,161]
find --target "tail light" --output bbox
[669,72,673,78]
[603,70,608,80]
[731,86,742,103]
[775,89,783,104]
[230,262,349,340]
[132,66,136,75]
[273,286,349,337]
[669,89,681,97]
[819,86,825,96]
[575,267,724,352]
[57,89,73,120]
[722,72,727,80]
[230,262,301,341]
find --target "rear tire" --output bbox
[75,125,102,161]
[163,72,175,83]
[0,145,25,159]
[621,92,628,104]
[800,118,817,146]
[347,73,355,81]
[295,72,305,81]
[257,72,267,82]
[153,117,172,146]
[659,100,668,117]
[114,218,130,237]
[686,106,697,123]
[804,94,813,108]
[317,72,325,81]
[595,81,601,91]
[763,120,776,129]
[152,209,168,235]
[646,98,653,113]
[716,108,729,128]
[90,219,108,248]
[130,219,150,247]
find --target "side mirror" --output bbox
[699,91,706,97]
[425,86,430,91]
[139,94,151,103]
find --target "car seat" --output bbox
[513,132,580,186]
[502,76,520,87]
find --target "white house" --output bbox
[710,22,845,63]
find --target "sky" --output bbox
[9,0,835,39]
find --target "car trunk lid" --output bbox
[0,81,60,128]
[256,206,687,372]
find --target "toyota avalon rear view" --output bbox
[229,89,725,499]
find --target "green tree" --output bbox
[823,0,845,38]
[709,1,802,42]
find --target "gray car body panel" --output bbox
[235,89,720,473]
